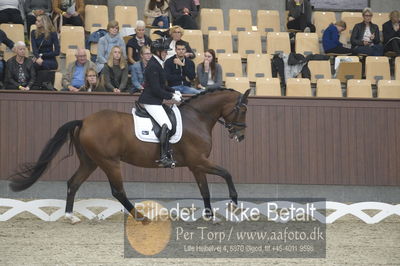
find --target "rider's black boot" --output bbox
[156,124,176,168]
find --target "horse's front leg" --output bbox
[189,168,213,218]
[195,159,238,207]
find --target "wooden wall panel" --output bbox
[1,91,400,186]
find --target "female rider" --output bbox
[138,38,182,168]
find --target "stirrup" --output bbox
[156,156,176,168]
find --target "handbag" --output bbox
[32,33,44,63]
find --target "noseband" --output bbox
[217,94,248,135]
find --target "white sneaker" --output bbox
[304,27,311,33]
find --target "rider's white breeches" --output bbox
[143,104,172,130]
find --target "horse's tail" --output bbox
[9,120,83,192]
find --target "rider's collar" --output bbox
[153,55,165,68]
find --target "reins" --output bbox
[180,94,247,133]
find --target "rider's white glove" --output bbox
[174,90,182,97]
[172,93,182,102]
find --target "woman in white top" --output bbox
[350,8,383,56]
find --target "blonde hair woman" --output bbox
[31,14,60,70]
[166,25,195,59]
[101,46,128,93]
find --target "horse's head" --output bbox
[222,89,251,142]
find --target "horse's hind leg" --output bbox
[99,159,148,222]
[65,145,97,224]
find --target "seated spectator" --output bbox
[62,48,96,91]
[323,21,354,54]
[80,68,105,92]
[4,42,36,91]
[196,49,222,90]
[287,0,316,33]
[101,46,128,93]
[96,20,126,73]
[351,8,384,56]
[127,20,152,65]
[31,14,60,71]
[383,10,400,55]
[0,0,23,24]
[166,26,195,60]
[25,0,53,34]
[0,29,14,86]
[144,0,169,29]
[131,46,152,93]
[52,0,84,26]
[165,40,199,94]
[170,0,198,29]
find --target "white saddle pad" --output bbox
[132,104,183,143]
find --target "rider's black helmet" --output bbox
[150,38,170,54]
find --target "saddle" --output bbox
[134,101,177,139]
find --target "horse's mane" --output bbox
[179,88,235,107]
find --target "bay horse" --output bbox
[9,88,251,223]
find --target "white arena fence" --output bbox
[0,198,399,224]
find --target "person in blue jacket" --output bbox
[322,21,353,54]
[130,46,152,93]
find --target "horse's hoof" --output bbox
[65,213,81,224]
[139,216,151,225]
[228,201,239,212]
[212,217,222,224]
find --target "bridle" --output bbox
[182,93,248,136]
[217,94,248,136]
